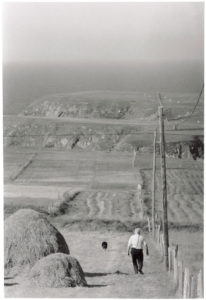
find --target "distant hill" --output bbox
[4,91,203,159]
[21,91,159,120]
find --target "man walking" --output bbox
[127,228,149,274]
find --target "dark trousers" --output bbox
[131,248,143,273]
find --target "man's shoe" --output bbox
[139,270,144,275]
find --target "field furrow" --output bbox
[96,192,105,217]
[86,194,95,217]
[168,203,178,222]
[141,165,203,225]
[102,193,111,217]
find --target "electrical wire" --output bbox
[162,83,204,123]
[186,83,204,119]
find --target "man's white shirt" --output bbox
[128,234,146,250]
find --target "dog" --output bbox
[101,241,108,250]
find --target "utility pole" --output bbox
[132,148,136,169]
[152,129,157,236]
[158,105,169,271]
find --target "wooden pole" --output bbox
[157,224,160,245]
[183,267,191,298]
[147,216,151,232]
[190,275,196,298]
[152,129,157,236]
[160,233,164,257]
[173,245,178,284]
[159,105,169,270]
[137,184,144,219]
[197,269,203,298]
[132,148,136,168]
[168,247,172,272]
[178,260,184,296]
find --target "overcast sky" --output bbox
[3,2,204,64]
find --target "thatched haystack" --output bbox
[28,253,87,287]
[4,209,69,275]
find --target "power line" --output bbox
[163,84,204,123]
[187,83,204,119]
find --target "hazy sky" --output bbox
[3,2,204,64]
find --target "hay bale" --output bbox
[28,253,87,287]
[4,209,69,275]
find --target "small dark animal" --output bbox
[101,241,108,250]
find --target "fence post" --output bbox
[137,184,144,219]
[190,275,196,298]
[154,224,157,240]
[169,246,176,273]
[132,149,136,168]
[147,216,151,232]
[197,269,203,298]
[157,225,161,246]
[155,213,158,223]
[161,234,164,257]
[168,247,172,272]
[159,233,162,255]
[183,267,191,298]
[173,245,178,285]
[178,261,184,296]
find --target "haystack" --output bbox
[4,209,69,275]
[28,253,87,287]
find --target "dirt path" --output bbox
[5,230,178,298]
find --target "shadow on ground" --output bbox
[87,284,108,288]
[4,283,19,287]
[85,270,129,277]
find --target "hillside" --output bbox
[4,91,204,159]
[21,91,158,120]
